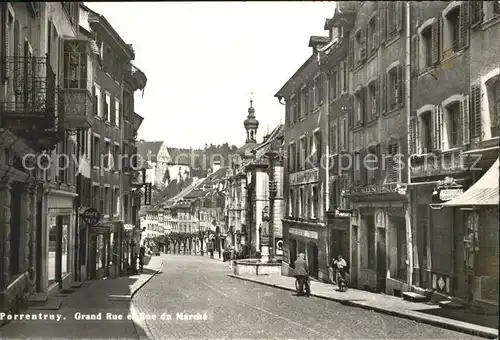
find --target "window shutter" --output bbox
[380,3,387,44]
[363,86,369,123]
[308,83,314,112]
[374,79,380,116]
[396,1,404,32]
[4,17,12,79]
[460,95,470,145]
[364,25,369,53]
[396,65,404,105]
[470,2,484,25]
[373,16,380,50]
[431,18,440,65]
[349,37,355,70]
[470,85,482,139]
[411,35,419,76]
[317,131,322,162]
[431,106,443,150]
[360,149,367,186]
[459,2,470,49]
[380,75,386,114]
[349,96,354,128]
[409,117,417,155]
[331,122,337,154]
[415,117,421,155]
[13,20,21,92]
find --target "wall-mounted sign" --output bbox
[289,227,318,239]
[432,186,464,203]
[334,209,352,218]
[90,225,110,234]
[290,168,319,186]
[342,183,403,196]
[275,238,283,255]
[82,208,100,227]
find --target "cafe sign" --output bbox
[82,208,100,227]
[432,177,464,203]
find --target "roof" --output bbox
[237,143,258,158]
[206,167,229,182]
[165,178,204,207]
[166,147,199,165]
[308,36,330,48]
[137,141,163,163]
[443,159,499,207]
[253,124,284,152]
[274,54,318,99]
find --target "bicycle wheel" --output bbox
[295,278,299,291]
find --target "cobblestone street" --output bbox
[132,255,485,340]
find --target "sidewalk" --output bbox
[228,273,498,339]
[0,259,163,339]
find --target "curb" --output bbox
[228,274,498,339]
[130,261,164,298]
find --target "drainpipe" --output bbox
[404,0,414,289]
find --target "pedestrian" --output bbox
[331,254,349,285]
[139,246,145,273]
[293,253,310,297]
[218,246,221,259]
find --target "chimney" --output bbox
[212,160,221,173]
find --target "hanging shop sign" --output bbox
[275,238,283,255]
[144,183,152,205]
[432,178,463,203]
[82,208,100,227]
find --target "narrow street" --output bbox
[132,255,484,340]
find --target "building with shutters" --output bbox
[339,1,411,295]
[78,4,147,280]
[322,5,357,285]
[275,31,331,281]
[408,1,499,308]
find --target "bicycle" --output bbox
[294,276,311,295]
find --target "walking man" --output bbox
[293,253,310,297]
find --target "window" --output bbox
[354,90,362,123]
[313,131,321,164]
[369,16,378,52]
[366,147,379,184]
[339,173,350,209]
[123,91,131,121]
[420,111,433,152]
[330,70,338,101]
[113,144,119,170]
[420,25,433,69]
[290,143,296,172]
[103,93,110,122]
[300,86,307,117]
[63,39,87,89]
[122,142,129,172]
[290,95,297,123]
[445,7,460,52]
[300,138,306,170]
[313,75,321,107]
[104,141,111,169]
[92,135,100,167]
[299,187,305,217]
[311,186,318,218]
[92,185,100,210]
[330,121,338,154]
[386,142,400,183]
[368,81,378,118]
[339,117,347,151]
[95,84,102,118]
[388,66,403,109]
[114,99,120,127]
[492,78,500,137]
[104,187,110,214]
[445,102,461,148]
[494,1,500,15]
[342,61,348,92]
[386,2,402,37]
[355,30,362,63]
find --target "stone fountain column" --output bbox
[260,206,270,263]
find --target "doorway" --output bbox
[376,228,387,293]
[307,243,319,279]
[289,238,297,266]
[351,225,358,287]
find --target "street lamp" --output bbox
[260,206,271,263]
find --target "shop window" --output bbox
[48,218,57,284]
[61,216,69,276]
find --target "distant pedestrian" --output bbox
[293,253,310,296]
[139,246,145,273]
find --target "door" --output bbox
[464,211,479,302]
[311,243,319,278]
[350,225,358,287]
[36,195,43,292]
[376,228,387,293]
[289,238,297,268]
[89,235,97,279]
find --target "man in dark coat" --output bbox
[293,253,310,296]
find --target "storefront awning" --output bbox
[442,158,499,207]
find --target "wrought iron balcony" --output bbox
[58,87,93,130]
[0,55,61,152]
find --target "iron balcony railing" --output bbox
[1,54,56,115]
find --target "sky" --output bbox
[86,2,335,149]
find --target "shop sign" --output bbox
[289,228,318,240]
[275,238,283,255]
[90,225,110,233]
[334,209,352,218]
[260,235,270,245]
[290,168,319,186]
[144,183,152,205]
[342,183,404,196]
[82,208,100,227]
[432,187,464,203]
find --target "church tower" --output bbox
[243,98,259,143]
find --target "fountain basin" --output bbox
[232,259,282,276]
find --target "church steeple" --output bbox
[243,94,259,143]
